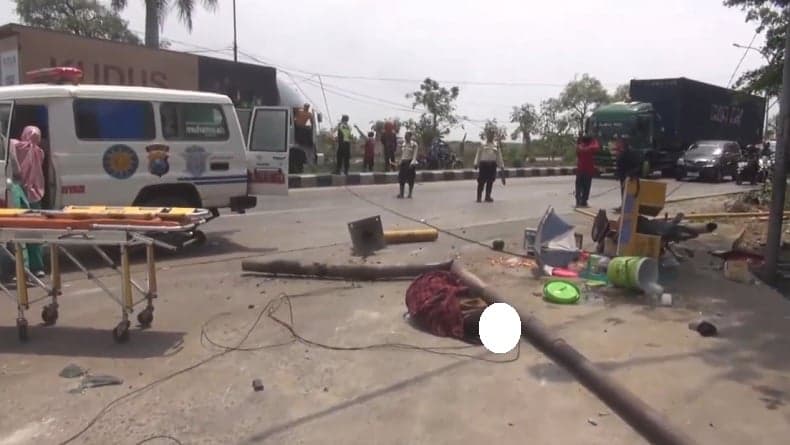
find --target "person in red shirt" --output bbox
[575,136,601,208]
[355,125,376,172]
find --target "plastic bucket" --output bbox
[607,256,660,293]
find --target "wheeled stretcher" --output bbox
[0,206,211,343]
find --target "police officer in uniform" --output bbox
[336,115,352,175]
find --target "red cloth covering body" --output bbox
[405,271,470,340]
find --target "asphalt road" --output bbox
[190,176,748,267]
[0,175,764,445]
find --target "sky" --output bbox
[0,0,770,140]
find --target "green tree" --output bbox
[537,98,574,161]
[610,84,630,102]
[15,0,140,44]
[724,1,788,95]
[480,119,508,142]
[558,74,609,136]
[509,103,538,153]
[111,0,218,48]
[406,77,461,147]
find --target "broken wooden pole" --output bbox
[450,262,695,445]
[241,259,452,281]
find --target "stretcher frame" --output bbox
[0,223,196,343]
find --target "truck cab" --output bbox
[587,102,665,176]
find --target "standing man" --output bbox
[336,115,352,176]
[575,136,600,208]
[381,121,397,172]
[473,130,506,203]
[614,135,641,212]
[397,131,419,199]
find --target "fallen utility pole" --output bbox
[764,16,790,284]
[243,259,695,445]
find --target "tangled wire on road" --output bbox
[63,293,520,445]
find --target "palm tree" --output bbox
[111,0,218,48]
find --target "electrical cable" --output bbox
[201,294,520,363]
[134,435,183,444]
[59,290,517,444]
[727,31,760,88]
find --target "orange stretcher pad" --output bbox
[0,206,210,230]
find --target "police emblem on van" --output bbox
[146,144,170,177]
[183,145,209,177]
[103,144,139,180]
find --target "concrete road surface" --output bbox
[1,176,775,445]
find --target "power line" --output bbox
[727,31,759,88]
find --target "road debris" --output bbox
[688,320,718,337]
[384,228,438,244]
[587,418,598,426]
[252,379,264,392]
[70,374,124,393]
[492,240,505,251]
[488,256,536,269]
[59,364,86,379]
[723,259,755,284]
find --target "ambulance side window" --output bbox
[10,105,49,143]
[74,99,155,140]
[160,102,229,141]
[0,103,10,160]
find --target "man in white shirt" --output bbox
[397,131,419,198]
[473,131,505,202]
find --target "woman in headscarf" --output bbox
[9,126,46,278]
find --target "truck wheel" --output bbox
[660,168,675,178]
[713,167,723,183]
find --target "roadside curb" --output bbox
[289,166,577,188]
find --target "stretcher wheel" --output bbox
[112,321,131,343]
[193,230,207,246]
[16,318,28,342]
[41,304,58,326]
[137,307,154,328]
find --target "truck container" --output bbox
[587,77,766,176]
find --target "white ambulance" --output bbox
[0,67,291,219]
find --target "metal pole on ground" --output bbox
[764,16,790,283]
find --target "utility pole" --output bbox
[232,0,238,62]
[763,17,790,283]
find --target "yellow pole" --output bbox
[15,243,28,308]
[49,244,61,297]
[383,228,439,244]
[146,244,157,298]
[120,246,133,312]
